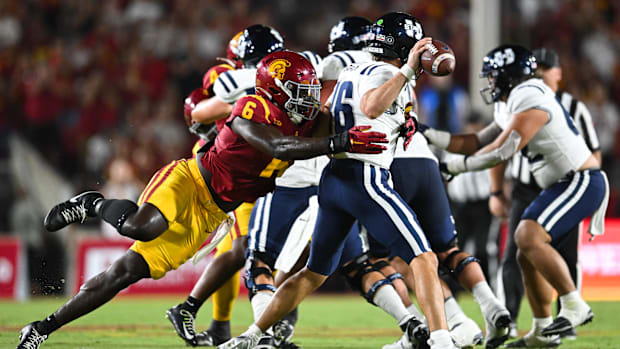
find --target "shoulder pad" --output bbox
[214,69,257,104]
[203,64,234,94]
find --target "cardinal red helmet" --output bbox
[226,31,244,69]
[184,88,218,140]
[255,51,321,124]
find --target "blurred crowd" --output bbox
[0,0,618,292]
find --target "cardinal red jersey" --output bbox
[200,94,318,202]
[203,63,234,95]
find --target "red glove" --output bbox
[329,125,388,154]
[400,102,419,150]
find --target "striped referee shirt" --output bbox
[510,90,600,187]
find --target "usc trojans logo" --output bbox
[269,59,291,80]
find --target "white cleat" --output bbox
[382,332,412,349]
[483,304,511,349]
[217,334,260,349]
[449,317,483,349]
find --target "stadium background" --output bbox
[0,0,619,347]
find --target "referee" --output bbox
[490,47,602,340]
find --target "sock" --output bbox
[183,296,204,316]
[282,307,298,326]
[407,303,425,321]
[444,296,467,326]
[208,319,231,339]
[532,316,553,334]
[251,292,274,323]
[429,329,453,348]
[35,315,60,335]
[243,323,263,337]
[97,199,138,232]
[558,290,588,320]
[472,281,497,316]
[372,285,412,328]
[559,290,585,308]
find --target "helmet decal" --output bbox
[269,59,292,80]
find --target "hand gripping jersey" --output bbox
[494,78,592,188]
[320,49,373,80]
[200,95,317,202]
[329,61,412,169]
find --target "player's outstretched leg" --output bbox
[17,250,150,349]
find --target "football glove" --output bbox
[329,125,388,154]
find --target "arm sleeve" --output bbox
[320,54,346,81]
[575,101,601,151]
[213,71,245,104]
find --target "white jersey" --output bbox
[213,68,256,104]
[330,61,412,169]
[495,78,592,188]
[299,51,323,79]
[320,50,373,80]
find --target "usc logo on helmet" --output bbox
[268,59,291,80]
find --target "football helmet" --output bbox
[366,12,424,63]
[328,16,372,53]
[479,44,537,104]
[184,88,217,140]
[255,51,321,124]
[237,25,284,68]
[226,31,244,69]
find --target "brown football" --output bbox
[420,40,456,76]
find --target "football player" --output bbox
[491,47,602,347]
[220,12,457,349]
[167,25,284,347]
[421,45,608,348]
[16,51,388,349]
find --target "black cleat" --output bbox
[166,304,197,345]
[504,335,561,348]
[16,322,47,349]
[43,191,103,232]
[194,329,231,347]
[405,317,430,349]
[541,310,593,337]
[255,335,277,349]
[558,326,577,340]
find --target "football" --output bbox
[420,40,456,76]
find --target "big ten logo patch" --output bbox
[269,59,291,80]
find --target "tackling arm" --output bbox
[230,117,388,162]
[423,121,503,155]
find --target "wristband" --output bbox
[328,132,350,154]
[490,190,503,197]
[399,64,416,81]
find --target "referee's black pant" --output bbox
[501,182,580,321]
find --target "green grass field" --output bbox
[1,294,619,348]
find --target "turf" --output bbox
[1,294,619,348]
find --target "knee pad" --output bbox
[442,250,480,279]
[370,259,404,283]
[244,255,277,300]
[340,254,373,294]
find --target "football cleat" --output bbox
[16,322,47,349]
[540,309,593,337]
[217,334,260,349]
[382,332,412,349]
[254,335,277,349]
[194,329,231,347]
[483,305,511,349]
[558,326,577,340]
[272,319,295,346]
[43,191,103,232]
[449,317,483,349]
[505,333,561,348]
[166,304,196,344]
[405,317,430,349]
[508,322,518,339]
